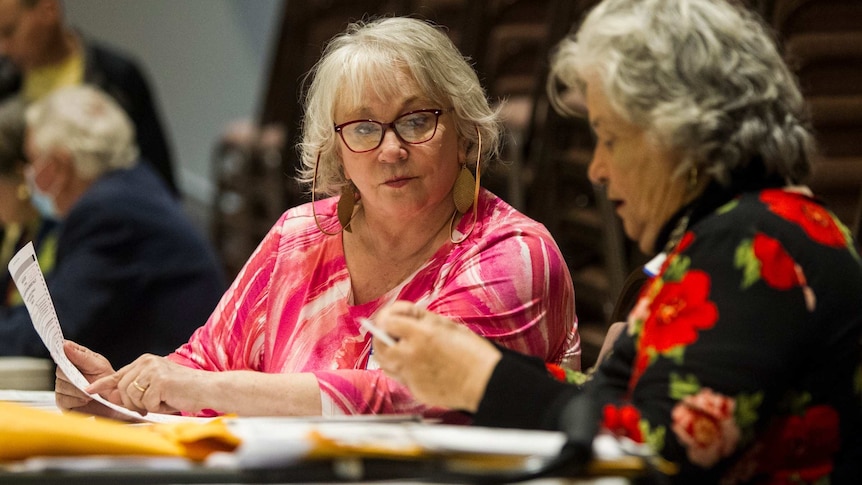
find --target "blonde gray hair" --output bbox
[25,84,138,180]
[548,0,815,185]
[297,17,502,196]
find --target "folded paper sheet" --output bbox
[0,401,240,461]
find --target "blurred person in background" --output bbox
[0,84,225,366]
[0,0,177,194]
[0,96,57,307]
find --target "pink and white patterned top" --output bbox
[169,188,580,416]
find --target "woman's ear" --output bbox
[50,148,77,184]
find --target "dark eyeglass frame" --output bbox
[334,108,445,153]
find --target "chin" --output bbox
[637,239,654,255]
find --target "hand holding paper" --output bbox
[8,242,193,423]
[54,340,126,417]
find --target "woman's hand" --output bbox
[86,354,212,416]
[55,340,128,419]
[373,301,502,412]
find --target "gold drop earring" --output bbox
[312,151,358,235]
[450,127,482,244]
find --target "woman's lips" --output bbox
[384,177,412,188]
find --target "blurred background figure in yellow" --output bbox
[0,0,176,194]
[0,96,57,307]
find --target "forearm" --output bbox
[203,370,322,416]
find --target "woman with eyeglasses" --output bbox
[54,17,580,420]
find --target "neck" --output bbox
[53,175,92,218]
[30,28,77,71]
[351,201,456,263]
[644,175,710,255]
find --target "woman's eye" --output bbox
[352,122,379,137]
[404,114,431,129]
[595,135,614,151]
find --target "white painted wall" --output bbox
[64,0,283,224]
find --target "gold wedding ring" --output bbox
[132,380,148,393]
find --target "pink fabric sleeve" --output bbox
[167,213,284,372]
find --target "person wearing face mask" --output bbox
[0,96,57,308]
[0,84,226,366]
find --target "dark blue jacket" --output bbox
[0,163,225,366]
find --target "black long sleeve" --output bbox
[473,346,580,431]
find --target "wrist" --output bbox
[461,344,502,413]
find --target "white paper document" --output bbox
[209,418,567,469]
[7,242,188,423]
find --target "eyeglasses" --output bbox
[334,109,445,153]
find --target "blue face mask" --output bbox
[30,187,60,221]
[25,171,60,221]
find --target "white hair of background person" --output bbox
[547,0,816,187]
[25,84,139,180]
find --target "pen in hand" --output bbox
[359,318,397,346]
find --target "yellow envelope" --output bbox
[0,401,240,461]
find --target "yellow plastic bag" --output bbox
[0,401,240,461]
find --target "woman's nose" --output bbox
[378,129,406,162]
[587,149,608,186]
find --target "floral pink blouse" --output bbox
[168,188,580,416]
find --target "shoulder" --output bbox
[471,189,558,244]
[82,39,150,97]
[67,165,180,227]
[446,190,570,281]
[692,188,855,255]
[278,197,338,233]
[681,187,862,312]
[87,164,168,201]
[258,197,340,252]
[84,39,142,73]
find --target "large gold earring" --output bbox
[337,182,357,232]
[452,165,475,214]
[312,151,355,236]
[450,127,482,244]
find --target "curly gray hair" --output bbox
[297,17,502,197]
[548,0,815,185]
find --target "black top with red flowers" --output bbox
[474,183,862,484]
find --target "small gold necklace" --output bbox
[662,211,691,255]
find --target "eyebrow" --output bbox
[349,95,426,118]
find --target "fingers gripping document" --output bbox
[7,241,183,423]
